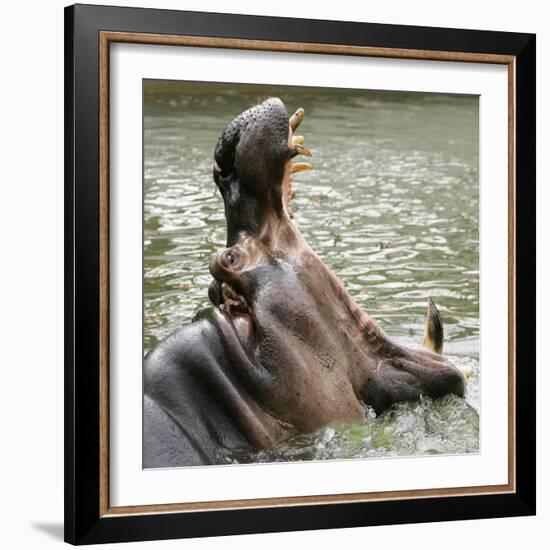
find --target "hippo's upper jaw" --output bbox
[213,97,312,247]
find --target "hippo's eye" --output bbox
[227,253,236,265]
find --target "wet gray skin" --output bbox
[143,98,466,467]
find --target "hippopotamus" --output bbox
[143,98,467,468]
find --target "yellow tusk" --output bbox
[291,162,313,174]
[289,108,305,131]
[292,135,305,145]
[292,144,313,157]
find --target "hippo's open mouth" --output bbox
[209,100,313,311]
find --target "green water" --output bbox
[143,81,480,459]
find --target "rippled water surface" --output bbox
[144,81,479,460]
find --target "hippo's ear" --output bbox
[423,298,444,354]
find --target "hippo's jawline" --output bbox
[143,98,466,468]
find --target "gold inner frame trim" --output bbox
[98,31,517,517]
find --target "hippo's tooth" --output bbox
[289,108,305,131]
[291,162,313,174]
[292,135,304,145]
[291,144,313,158]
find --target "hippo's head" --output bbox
[213,98,312,247]
[207,98,467,428]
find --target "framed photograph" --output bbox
[64,4,536,545]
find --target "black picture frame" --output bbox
[65,3,536,545]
